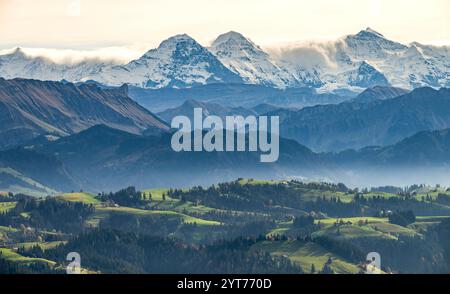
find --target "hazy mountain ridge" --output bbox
[272,87,450,152]
[334,128,450,166]
[5,125,322,191]
[128,83,351,112]
[351,86,409,103]
[4,123,450,193]
[157,99,286,123]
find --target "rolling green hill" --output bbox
[0,248,56,266]
[92,206,220,227]
[252,240,360,274]
[57,192,101,205]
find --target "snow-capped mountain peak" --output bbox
[355,27,385,39]
[10,47,26,58]
[0,29,449,91]
[345,27,407,53]
[135,34,204,65]
[142,34,198,58]
[0,47,110,82]
[210,31,297,88]
[212,31,259,50]
[92,33,242,89]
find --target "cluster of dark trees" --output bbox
[302,194,450,220]
[97,186,143,207]
[99,212,278,244]
[0,197,94,233]
[0,192,14,203]
[437,194,450,205]
[99,212,182,237]
[388,210,416,227]
[167,181,349,213]
[293,215,315,228]
[165,181,450,220]
[27,229,302,274]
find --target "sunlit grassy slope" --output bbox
[57,193,100,205]
[252,240,360,274]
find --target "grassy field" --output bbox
[142,188,233,217]
[267,221,293,236]
[369,222,419,237]
[252,240,360,274]
[316,217,388,226]
[299,189,354,203]
[416,216,450,222]
[0,202,16,213]
[0,248,56,266]
[141,188,175,201]
[0,226,18,241]
[237,179,281,185]
[313,224,397,240]
[57,193,101,205]
[92,206,220,226]
[364,187,450,201]
[0,225,18,233]
[11,241,66,250]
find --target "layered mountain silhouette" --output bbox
[128,83,349,112]
[0,26,448,193]
[1,125,321,192]
[334,128,450,167]
[272,87,450,152]
[3,123,450,193]
[157,99,281,123]
[0,78,169,149]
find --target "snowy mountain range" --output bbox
[90,34,242,88]
[0,28,449,92]
[316,28,450,91]
[0,48,109,82]
[210,31,298,88]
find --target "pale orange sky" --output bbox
[0,0,449,51]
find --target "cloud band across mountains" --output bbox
[0,28,449,92]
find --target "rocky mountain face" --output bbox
[337,28,449,90]
[90,34,243,89]
[1,29,448,92]
[210,31,297,88]
[271,87,450,152]
[0,78,168,149]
